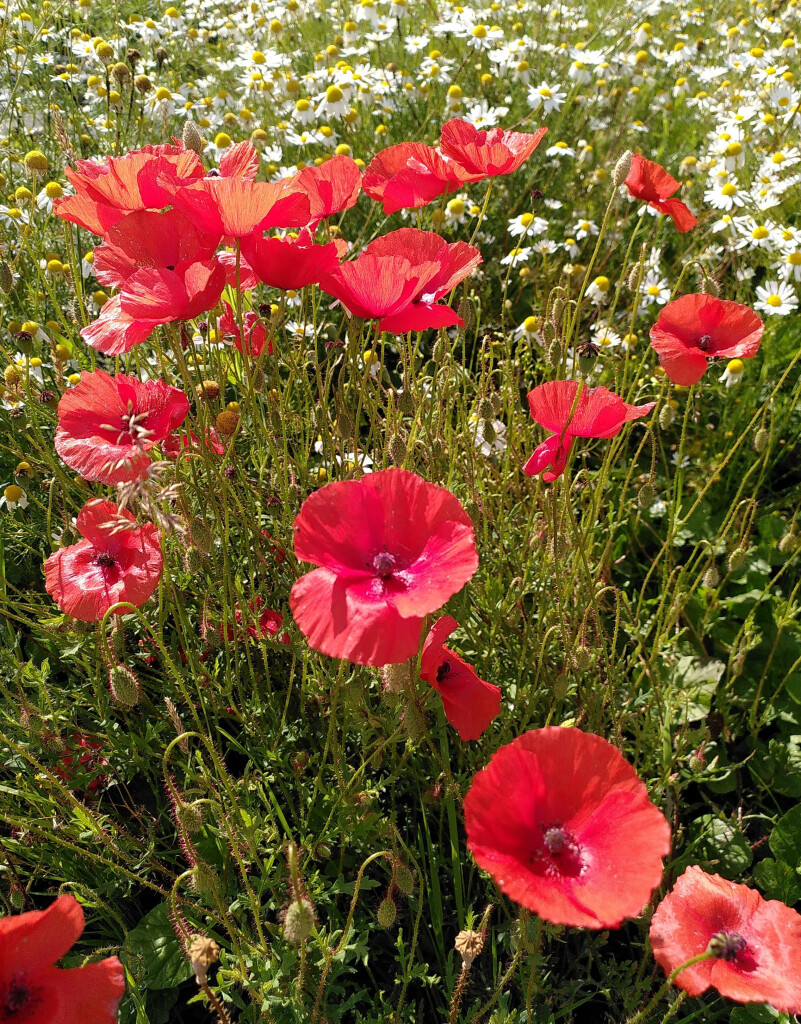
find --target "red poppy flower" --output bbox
[55,370,190,485]
[54,143,204,235]
[44,500,163,622]
[463,727,671,928]
[167,177,311,239]
[163,427,225,459]
[81,259,226,355]
[218,139,260,180]
[649,293,764,386]
[295,154,362,225]
[524,380,655,482]
[650,866,801,1012]
[216,599,290,645]
[55,733,109,797]
[0,893,125,1024]
[363,142,478,215]
[290,468,478,666]
[219,300,272,356]
[439,119,548,178]
[240,233,344,291]
[217,249,260,291]
[92,209,221,288]
[320,228,481,333]
[419,616,501,740]
[624,154,697,234]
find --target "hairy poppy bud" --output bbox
[282,897,316,944]
[380,659,413,694]
[573,645,593,671]
[108,664,140,706]
[753,428,769,453]
[184,546,203,575]
[402,701,427,741]
[178,801,204,835]
[703,564,720,588]
[191,862,219,896]
[659,405,676,429]
[637,482,655,507]
[701,276,719,297]
[546,338,561,367]
[613,150,632,186]
[397,389,415,416]
[727,547,747,572]
[393,862,414,896]
[457,297,475,331]
[182,119,204,155]
[478,398,494,421]
[779,531,796,554]
[389,434,407,465]
[376,896,397,928]
[190,518,214,554]
[482,420,497,445]
[0,260,13,294]
[627,262,643,289]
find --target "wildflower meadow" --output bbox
[2,0,801,1021]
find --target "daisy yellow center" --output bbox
[325,85,343,103]
[721,183,737,196]
[766,294,782,307]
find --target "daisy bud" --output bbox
[0,260,13,294]
[215,410,239,436]
[389,434,407,465]
[703,564,720,588]
[454,929,484,970]
[478,398,494,421]
[637,482,655,507]
[753,428,769,453]
[778,531,797,554]
[659,405,676,429]
[613,150,632,186]
[727,547,747,572]
[188,935,219,986]
[380,659,413,694]
[376,896,397,929]
[393,862,414,896]
[184,546,203,575]
[282,897,316,944]
[197,380,221,401]
[182,119,204,155]
[108,664,140,706]
[190,518,214,555]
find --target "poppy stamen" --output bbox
[372,551,397,578]
[697,333,713,351]
[543,826,569,855]
[708,930,747,962]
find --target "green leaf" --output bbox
[670,656,726,722]
[769,805,801,869]
[753,859,801,905]
[730,1005,785,1024]
[124,903,193,991]
[689,815,753,878]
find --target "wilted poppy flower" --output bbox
[44,500,163,622]
[167,177,310,239]
[290,468,478,666]
[295,154,362,225]
[419,616,501,740]
[219,301,272,357]
[0,893,125,1024]
[649,294,764,386]
[624,154,697,234]
[92,209,221,288]
[363,142,478,214]
[81,259,226,355]
[320,228,481,333]
[525,380,655,482]
[53,143,204,235]
[463,727,671,928]
[439,119,548,178]
[240,233,344,291]
[650,866,801,1012]
[55,371,190,485]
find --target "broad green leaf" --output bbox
[124,902,193,991]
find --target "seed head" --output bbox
[188,935,219,985]
[613,150,632,186]
[454,929,484,969]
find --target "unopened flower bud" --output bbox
[457,297,475,331]
[190,518,214,554]
[191,862,219,896]
[546,338,561,367]
[182,119,204,155]
[659,405,676,429]
[638,483,655,507]
[178,801,204,834]
[393,862,414,896]
[184,546,203,575]
[380,659,413,694]
[402,701,427,741]
[397,389,415,416]
[282,897,316,944]
[701,276,719,297]
[389,434,407,464]
[482,420,497,444]
[573,645,593,671]
[627,263,643,289]
[376,896,397,928]
[0,260,13,294]
[727,547,747,572]
[753,428,769,453]
[613,150,632,185]
[108,664,140,706]
[703,564,720,588]
[778,531,797,554]
[478,398,494,421]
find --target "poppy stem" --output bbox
[626,951,713,1024]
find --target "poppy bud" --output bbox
[109,664,140,706]
[753,428,769,453]
[701,276,719,297]
[111,624,126,660]
[727,547,747,572]
[464,498,481,526]
[397,389,415,416]
[482,420,497,444]
[282,897,316,943]
[178,801,204,834]
[637,482,655,507]
[454,929,484,969]
[376,896,397,928]
[573,645,593,671]
[457,297,475,331]
[182,118,204,155]
[546,339,561,367]
[184,546,203,575]
[577,341,599,376]
[380,659,413,694]
[313,842,331,860]
[191,862,220,895]
[703,563,720,588]
[402,701,427,741]
[389,434,407,465]
[393,862,414,896]
[779,531,797,554]
[188,935,219,986]
[190,518,214,554]
[0,260,12,294]
[197,380,221,401]
[478,398,494,421]
[659,405,676,429]
[613,150,632,185]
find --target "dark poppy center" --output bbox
[697,333,713,351]
[372,551,397,578]
[95,551,117,568]
[2,973,40,1019]
[436,660,452,683]
[708,930,747,962]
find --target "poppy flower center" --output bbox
[94,551,117,568]
[697,333,713,351]
[372,551,397,578]
[436,660,452,682]
[2,973,40,1018]
[531,823,586,878]
[708,930,747,962]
